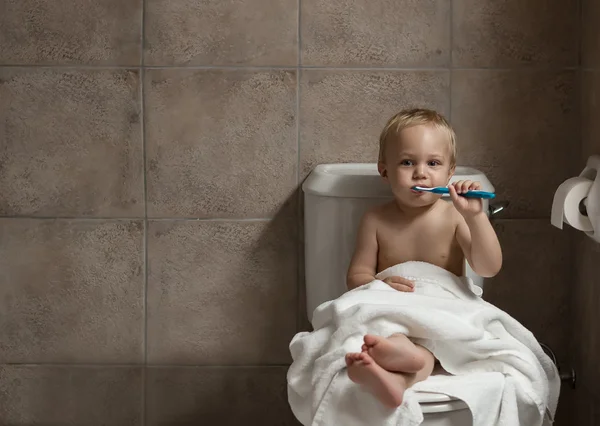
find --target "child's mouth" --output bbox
[410,185,431,194]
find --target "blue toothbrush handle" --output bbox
[415,186,496,199]
[432,187,496,199]
[461,190,496,199]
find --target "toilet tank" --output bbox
[302,163,495,322]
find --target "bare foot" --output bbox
[345,352,408,408]
[362,334,426,373]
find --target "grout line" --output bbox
[571,0,584,377]
[0,215,557,222]
[1,363,143,368]
[286,66,581,72]
[0,216,144,220]
[298,0,302,68]
[148,217,273,222]
[448,0,453,121]
[296,0,302,333]
[0,216,274,222]
[578,0,583,68]
[577,0,584,176]
[140,1,147,424]
[0,64,582,72]
[143,364,293,369]
[0,362,292,368]
[145,65,297,70]
[0,216,559,221]
[0,64,294,70]
[0,64,139,69]
[141,32,148,367]
[449,0,453,69]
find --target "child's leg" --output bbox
[345,349,434,408]
[361,333,431,373]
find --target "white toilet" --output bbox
[302,163,553,426]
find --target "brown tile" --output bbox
[593,396,600,426]
[0,68,143,217]
[299,70,450,178]
[452,0,578,67]
[0,219,144,363]
[566,386,595,426]
[0,0,141,65]
[582,0,600,68]
[145,69,297,218]
[144,0,297,66]
[574,235,600,391]
[554,384,596,426]
[0,365,142,426]
[571,234,590,383]
[301,0,450,67]
[452,70,577,218]
[484,220,572,363]
[552,385,575,426]
[147,219,298,365]
[146,367,298,426]
[582,71,600,163]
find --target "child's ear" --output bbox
[377,161,388,180]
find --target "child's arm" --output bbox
[346,211,379,290]
[455,212,502,277]
[450,181,502,278]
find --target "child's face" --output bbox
[378,124,455,207]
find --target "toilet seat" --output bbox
[416,392,468,414]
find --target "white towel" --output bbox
[287,261,560,426]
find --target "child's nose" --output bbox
[413,165,427,178]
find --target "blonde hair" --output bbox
[378,108,456,167]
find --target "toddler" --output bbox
[344,108,503,408]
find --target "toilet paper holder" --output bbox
[579,197,588,216]
[540,342,577,389]
[551,155,600,242]
[489,201,509,217]
[576,155,598,221]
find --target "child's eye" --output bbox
[400,160,413,166]
[428,160,441,166]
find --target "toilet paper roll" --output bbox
[550,177,594,232]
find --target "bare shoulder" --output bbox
[361,202,392,225]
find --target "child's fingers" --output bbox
[449,184,462,203]
[384,276,415,292]
[460,180,473,193]
[390,283,414,292]
[391,276,414,287]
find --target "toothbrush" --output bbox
[412,186,496,199]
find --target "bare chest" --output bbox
[376,217,463,275]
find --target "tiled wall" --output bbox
[574,0,600,424]
[0,1,580,425]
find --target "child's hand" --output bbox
[383,276,415,292]
[449,180,484,217]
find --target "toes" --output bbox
[345,354,354,366]
[363,334,381,347]
[361,344,368,352]
[359,352,374,364]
